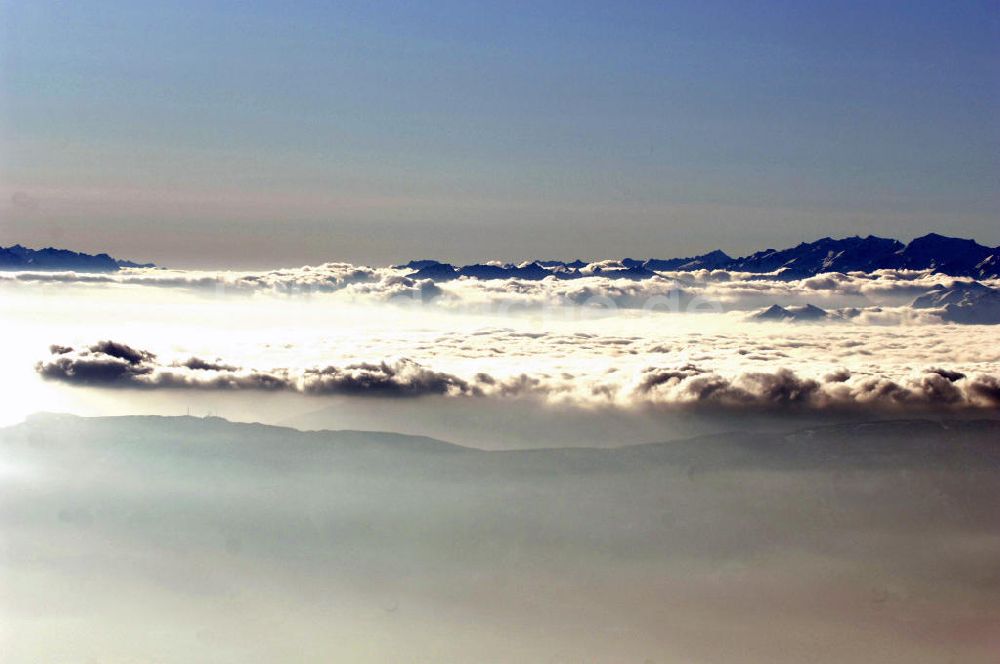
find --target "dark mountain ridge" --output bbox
[5,232,997,278]
[0,244,154,272]
[406,233,1000,281]
[7,413,1000,473]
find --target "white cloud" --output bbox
[7,263,1000,419]
[4,262,998,320]
[36,340,1000,412]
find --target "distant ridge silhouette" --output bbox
[4,232,997,278]
[0,244,154,272]
[405,233,1000,281]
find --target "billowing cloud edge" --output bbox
[36,341,1000,412]
[5,263,999,323]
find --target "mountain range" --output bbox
[0,244,154,272]
[404,233,1000,281]
[6,412,1000,479]
[2,232,998,278]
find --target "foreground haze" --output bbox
[2,414,999,663]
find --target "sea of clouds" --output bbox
[6,259,995,415]
[4,261,999,317]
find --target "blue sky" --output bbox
[1,0,997,267]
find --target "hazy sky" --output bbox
[1,0,998,267]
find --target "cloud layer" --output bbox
[37,341,1000,412]
[39,343,475,397]
[5,262,1000,323]
[9,261,1000,420]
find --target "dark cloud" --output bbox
[966,375,1000,406]
[736,369,822,404]
[36,344,474,398]
[641,368,821,408]
[302,360,474,397]
[638,365,1000,412]
[88,340,156,364]
[176,357,240,372]
[636,364,707,392]
[925,367,966,383]
[824,369,852,383]
[35,341,156,385]
[36,342,1000,411]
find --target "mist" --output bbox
[2,414,998,663]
